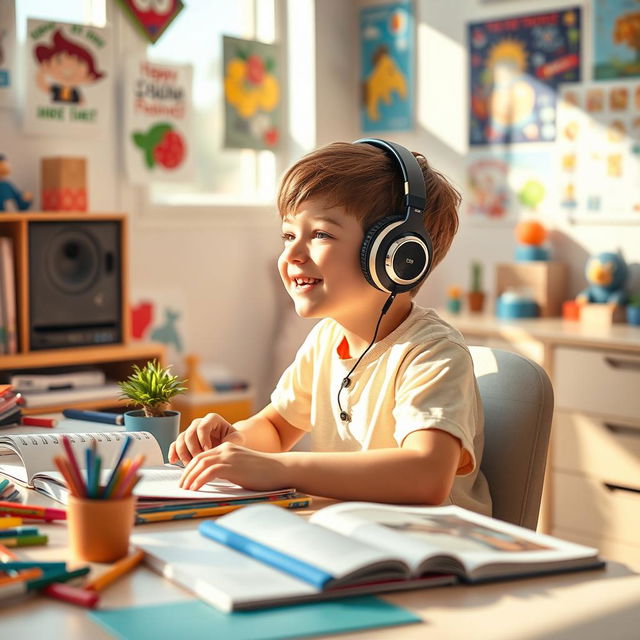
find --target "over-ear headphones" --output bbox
[354,138,433,294]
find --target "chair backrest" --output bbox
[469,346,554,530]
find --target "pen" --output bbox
[85,549,145,592]
[0,502,67,521]
[21,416,57,428]
[62,409,124,426]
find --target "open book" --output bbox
[133,501,603,612]
[0,431,295,506]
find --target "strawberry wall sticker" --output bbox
[223,36,282,150]
[116,0,184,44]
[124,58,194,184]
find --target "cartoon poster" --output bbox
[124,57,194,184]
[223,36,281,150]
[556,81,640,221]
[594,0,640,79]
[116,0,184,44]
[360,1,414,132]
[468,8,581,146]
[24,20,112,135]
[466,147,554,223]
[0,0,17,109]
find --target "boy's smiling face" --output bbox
[278,199,382,323]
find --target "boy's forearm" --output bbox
[276,449,453,505]
[233,416,284,453]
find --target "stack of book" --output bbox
[0,385,21,429]
[9,370,120,409]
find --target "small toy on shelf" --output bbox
[41,157,87,211]
[446,285,462,314]
[626,293,640,326]
[576,252,628,305]
[514,219,549,261]
[496,289,538,319]
[0,154,32,212]
[467,261,485,313]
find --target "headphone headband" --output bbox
[353,138,426,212]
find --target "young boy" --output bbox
[169,139,491,515]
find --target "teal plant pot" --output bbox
[627,306,640,326]
[123,410,180,462]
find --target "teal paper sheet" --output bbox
[89,596,421,640]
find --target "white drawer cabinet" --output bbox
[552,346,640,567]
[554,346,640,420]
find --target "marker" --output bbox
[42,582,100,609]
[0,517,22,529]
[62,409,124,426]
[0,502,66,521]
[21,416,57,428]
[1,534,48,547]
[85,549,145,592]
[0,526,39,538]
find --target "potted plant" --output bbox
[467,261,486,313]
[118,360,187,461]
[627,293,640,326]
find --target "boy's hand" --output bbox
[179,442,286,492]
[168,413,244,466]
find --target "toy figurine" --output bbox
[0,154,32,211]
[577,252,628,305]
[446,285,462,314]
[514,219,549,261]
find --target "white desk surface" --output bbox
[1,423,640,640]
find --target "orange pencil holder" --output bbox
[66,496,136,563]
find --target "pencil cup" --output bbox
[67,495,136,563]
[123,410,180,462]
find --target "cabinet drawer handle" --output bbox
[604,422,640,438]
[604,356,640,371]
[604,483,640,495]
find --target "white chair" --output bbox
[470,346,554,530]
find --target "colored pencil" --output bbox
[0,543,18,560]
[85,441,96,498]
[0,479,8,493]
[102,435,133,498]
[0,517,22,529]
[107,459,131,499]
[113,454,145,499]
[0,568,42,587]
[1,534,48,547]
[0,566,90,601]
[0,502,66,521]
[42,582,100,608]
[53,456,82,497]
[61,435,86,498]
[85,549,145,592]
[0,526,38,538]
[21,416,57,428]
[0,561,66,572]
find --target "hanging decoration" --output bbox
[24,20,112,136]
[116,0,184,44]
[223,35,281,150]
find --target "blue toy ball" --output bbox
[577,252,628,305]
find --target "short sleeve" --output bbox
[270,321,326,431]
[392,340,480,475]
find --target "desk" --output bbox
[0,495,639,638]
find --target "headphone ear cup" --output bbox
[360,215,405,292]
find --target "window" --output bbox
[146,0,279,206]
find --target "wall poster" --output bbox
[594,0,640,80]
[360,1,414,132]
[0,0,17,108]
[24,20,112,136]
[468,8,581,145]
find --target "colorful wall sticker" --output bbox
[24,20,112,135]
[223,36,281,150]
[116,0,184,44]
[124,57,194,184]
[469,8,581,145]
[360,1,414,132]
[594,0,640,79]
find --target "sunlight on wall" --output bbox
[417,22,466,154]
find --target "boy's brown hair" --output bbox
[277,142,460,294]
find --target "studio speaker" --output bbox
[28,219,123,350]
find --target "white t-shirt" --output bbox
[271,304,492,516]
